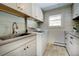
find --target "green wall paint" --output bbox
[0,12,25,37]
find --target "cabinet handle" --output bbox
[70,41,72,44]
[70,37,73,39]
[65,37,67,39]
[17,6,20,9]
[17,7,23,10]
[27,46,29,48]
[24,48,26,50]
[20,8,23,10]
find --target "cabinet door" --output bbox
[24,3,32,16]
[36,5,43,22]
[32,4,43,22]
[25,40,36,56]
[40,9,43,21]
[5,45,26,56]
[17,3,32,16]
[3,3,32,16]
[70,36,79,56]
[67,34,79,56]
[5,40,36,56]
[38,7,43,22]
[32,4,37,18]
[73,3,79,18]
[3,3,17,10]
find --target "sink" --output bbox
[16,33,31,37]
[0,33,31,40]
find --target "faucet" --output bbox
[12,22,18,35]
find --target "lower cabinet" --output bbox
[5,45,26,56]
[36,32,48,56]
[5,40,36,56]
[0,35,36,56]
[65,33,79,56]
[25,40,36,56]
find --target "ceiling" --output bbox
[37,3,72,11]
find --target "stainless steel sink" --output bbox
[0,33,31,40]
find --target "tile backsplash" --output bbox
[0,11,26,37]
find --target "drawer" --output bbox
[69,35,79,45]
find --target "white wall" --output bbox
[42,5,72,44]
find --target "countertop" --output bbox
[0,33,36,46]
[65,31,79,38]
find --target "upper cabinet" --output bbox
[32,4,43,22]
[2,3,43,22]
[72,3,79,19]
[17,3,32,16]
[3,3,32,17]
[36,5,43,22]
[2,3,18,10]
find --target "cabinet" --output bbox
[3,3,18,10]
[25,40,36,56]
[17,3,32,16]
[32,4,37,19]
[65,33,79,56]
[32,4,43,22]
[5,40,36,56]
[36,31,48,56]
[5,45,26,56]
[72,3,79,18]
[0,35,36,56]
[3,3,43,22]
[36,6,43,22]
[3,3,32,16]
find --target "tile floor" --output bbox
[44,44,69,56]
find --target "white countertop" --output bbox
[0,33,36,46]
[66,31,79,38]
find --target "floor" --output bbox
[44,44,69,56]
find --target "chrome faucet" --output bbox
[12,22,18,35]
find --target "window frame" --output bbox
[48,14,62,27]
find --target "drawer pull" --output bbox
[70,37,73,39]
[27,46,29,48]
[17,6,20,9]
[70,41,72,44]
[65,37,67,39]
[24,48,26,50]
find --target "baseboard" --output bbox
[53,43,70,56]
[53,42,65,47]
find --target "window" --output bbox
[49,14,62,26]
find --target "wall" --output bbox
[0,11,25,37]
[27,18,38,28]
[42,5,72,45]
